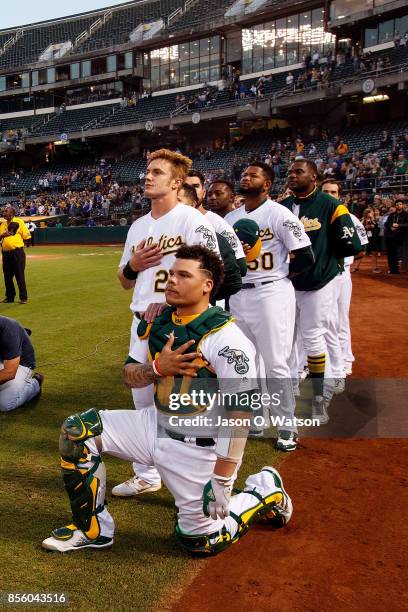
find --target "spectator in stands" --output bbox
[382,152,395,176]
[310,67,320,90]
[207,180,236,218]
[363,209,381,257]
[296,139,305,155]
[25,219,37,246]
[336,139,349,156]
[384,199,408,274]
[0,316,43,412]
[256,78,265,97]
[286,72,294,87]
[380,130,391,149]
[395,153,408,176]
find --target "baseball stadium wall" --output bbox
[33,226,128,244]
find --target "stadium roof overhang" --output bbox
[328,0,408,29]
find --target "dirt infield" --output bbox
[26,254,65,260]
[172,262,408,612]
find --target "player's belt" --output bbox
[165,429,215,447]
[241,279,277,289]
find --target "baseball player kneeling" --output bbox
[42,246,292,555]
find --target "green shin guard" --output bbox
[58,408,106,541]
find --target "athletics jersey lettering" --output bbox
[300,216,322,232]
[259,227,274,241]
[144,234,184,254]
[226,198,311,283]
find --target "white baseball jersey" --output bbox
[119,204,219,313]
[226,199,311,282]
[204,210,245,260]
[129,315,257,437]
[344,213,368,267]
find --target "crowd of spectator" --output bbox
[7,179,147,227]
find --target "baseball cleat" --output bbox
[292,382,300,397]
[111,476,161,497]
[248,428,264,438]
[260,467,293,527]
[276,430,298,452]
[312,396,329,425]
[344,362,353,376]
[333,378,345,395]
[42,526,113,553]
[299,367,309,382]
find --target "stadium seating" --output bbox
[0,115,43,132]
[0,0,184,69]
[331,44,408,81]
[0,15,95,69]
[2,119,406,195]
[76,0,183,53]
[30,105,119,137]
[167,0,234,32]
[97,94,181,128]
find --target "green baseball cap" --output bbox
[233,218,262,262]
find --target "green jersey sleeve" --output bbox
[330,204,363,258]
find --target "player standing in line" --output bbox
[42,245,292,554]
[282,161,362,424]
[226,162,314,452]
[184,171,246,276]
[320,179,368,376]
[177,183,246,300]
[207,180,236,218]
[114,149,219,498]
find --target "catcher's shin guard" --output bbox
[58,408,106,540]
[175,524,234,557]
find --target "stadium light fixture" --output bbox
[363,94,390,104]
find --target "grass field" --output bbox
[0,245,280,611]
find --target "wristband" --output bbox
[152,359,163,377]
[122,261,139,281]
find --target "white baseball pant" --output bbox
[129,315,161,487]
[86,407,285,537]
[295,276,343,379]
[229,277,297,433]
[335,267,354,364]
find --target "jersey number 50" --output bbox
[247,252,274,271]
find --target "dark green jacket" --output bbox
[282,189,362,291]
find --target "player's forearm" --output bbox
[213,454,246,480]
[288,245,315,277]
[122,363,158,388]
[214,412,249,479]
[117,267,136,290]
[0,369,16,384]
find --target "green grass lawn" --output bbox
[0,246,281,611]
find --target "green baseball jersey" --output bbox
[137,306,230,416]
[281,189,362,291]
